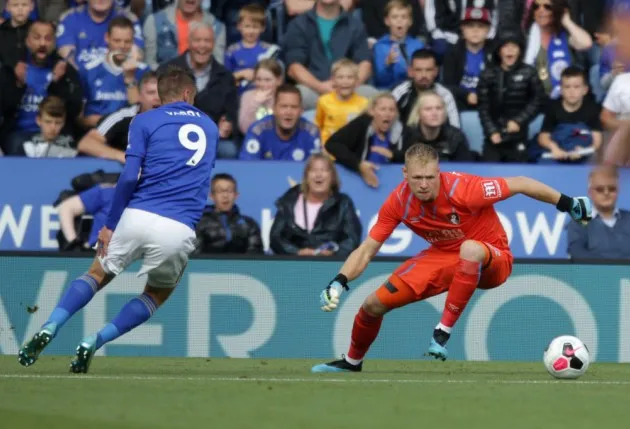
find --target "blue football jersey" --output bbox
[224,41,274,72]
[15,61,53,132]
[239,116,321,161]
[81,58,148,117]
[56,5,144,68]
[79,184,116,246]
[125,102,219,229]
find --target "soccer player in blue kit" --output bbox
[18,66,219,373]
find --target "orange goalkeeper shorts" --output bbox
[375,241,513,310]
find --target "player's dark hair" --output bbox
[411,48,438,66]
[561,66,588,85]
[301,154,340,195]
[139,71,158,89]
[275,84,302,103]
[107,15,135,34]
[38,95,66,118]
[157,65,197,103]
[211,173,238,193]
[405,143,439,165]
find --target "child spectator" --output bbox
[22,96,77,158]
[0,0,33,68]
[326,92,409,188]
[536,66,602,163]
[315,59,369,144]
[478,31,545,162]
[372,0,425,89]
[194,173,264,255]
[238,59,284,135]
[224,4,280,94]
[442,7,493,111]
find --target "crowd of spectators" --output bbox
[0,0,629,258]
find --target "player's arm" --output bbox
[103,119,147,232]
[319,190,402,311]
[505,176,592,222]
[338,236,383,282]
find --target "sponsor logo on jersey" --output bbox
[481,180,502,199]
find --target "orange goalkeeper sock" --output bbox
[440,259,481,329]
[347,307,383,362]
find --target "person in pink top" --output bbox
[238,59,284,135]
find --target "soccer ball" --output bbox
[543,335,590,379]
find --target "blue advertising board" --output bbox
[0,256,627,362]
[1,158,630,258]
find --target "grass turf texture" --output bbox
[1,356,629,429]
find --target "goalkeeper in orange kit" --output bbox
[312,143,592,372]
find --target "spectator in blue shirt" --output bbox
[224,3,280,94]
[284,0,377,110]
[80,15,149,128]
[372,0,424,89]
[57,183,116,251]
[568,165,630,259]
[239,84,321,161]
[56,0,143,69]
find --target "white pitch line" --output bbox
[1,374,629,385]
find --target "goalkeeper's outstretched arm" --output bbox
[338,237,383,282]
[505,176,592,222]
[505,176,562,205]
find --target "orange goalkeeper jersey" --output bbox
[369,172,512,253]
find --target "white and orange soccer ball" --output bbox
[543,336,590,380]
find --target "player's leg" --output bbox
[70,216,195,373]
[311,277,416,373]
[427,240,489,361]
[69,282,178,374]
[312,253,446,373]
[18,258,114,367]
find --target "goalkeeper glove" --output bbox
[556,194,593,224]
[320,274,349,312]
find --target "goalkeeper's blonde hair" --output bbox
[405,143,440,166]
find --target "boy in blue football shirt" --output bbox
[224,3,280,94]
[373,0,424,89]
[56,0,143,69]
[239,84,321,161]
[18,66,219,373]
[80,16,148,128]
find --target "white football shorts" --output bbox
[99,208,197,288]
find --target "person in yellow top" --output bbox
[315,59,370,144]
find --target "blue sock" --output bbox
[43,274,99,336]
[95,293,158,350]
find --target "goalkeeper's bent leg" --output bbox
[434,241,487,347]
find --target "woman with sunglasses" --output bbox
[523,0,592,100]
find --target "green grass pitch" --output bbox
[1,356,630,429]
